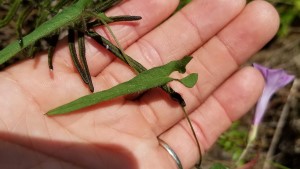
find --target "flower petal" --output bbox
[253,63,295,125]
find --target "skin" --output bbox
[0,0,279,169]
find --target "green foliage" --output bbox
[0,0,91,64]
[47,57,198,115]
[0,0,122,65]
[0,0,142,92]
[217,121,248,161]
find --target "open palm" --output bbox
[0,0,278,169]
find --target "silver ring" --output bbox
[158,138,183,169]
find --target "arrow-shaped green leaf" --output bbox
[46,56,198,115]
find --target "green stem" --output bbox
[236,125,258,166]
[181,107,202,168]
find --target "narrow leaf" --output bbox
[46,56,197,115]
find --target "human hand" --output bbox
[0,0,279,168]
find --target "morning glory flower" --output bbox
[237,64,295,165]
[253,63,295,126]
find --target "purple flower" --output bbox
[253,63,295,125]
[237,64,294,164]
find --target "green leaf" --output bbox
[178,73,198,88]
[209,163,230,169]
[0,0,93,65]
[46,56,198,115]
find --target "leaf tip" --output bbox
[176,56,193,73]
[179,73,198,88]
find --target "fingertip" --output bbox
[249,65,266,94]
[210,66,265,122]
[242,66,265,99]
[248,0,280,36]
[234,66,267,123]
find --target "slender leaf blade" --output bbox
[47,56,197,115]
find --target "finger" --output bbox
[159,67,265,169]
[137,0,279,134]
[53,0,179,76]
[127,0,246,68]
